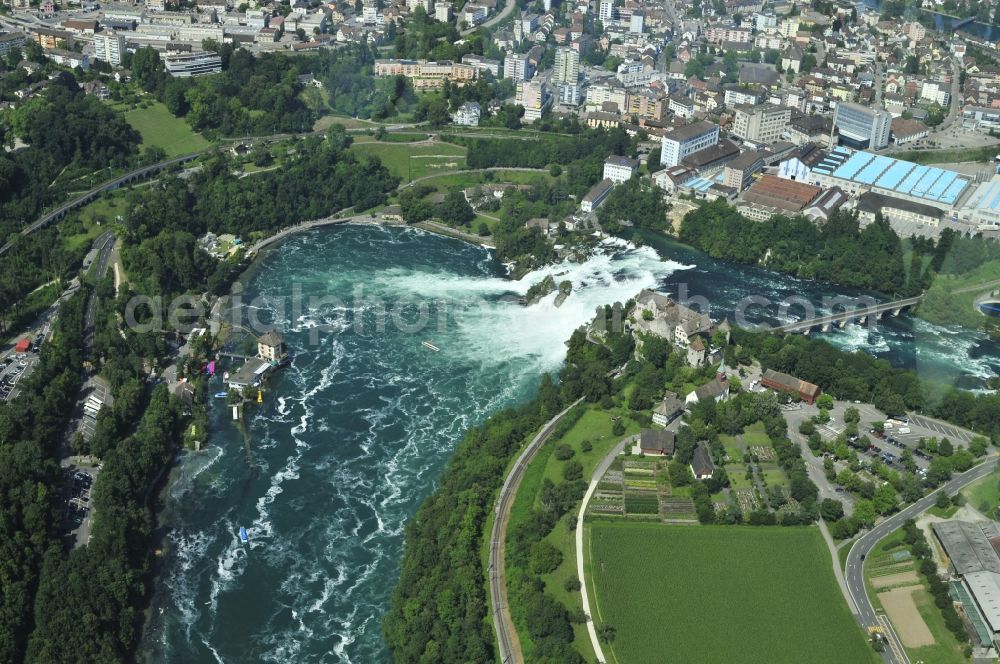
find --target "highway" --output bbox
[83,231,116,351]
[489,397,584,664]
[844,457,999,664]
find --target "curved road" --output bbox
[489,397,585,664]
[575,437,633,664]
[0,152,202,257]
[845,457,999,664]
[461,0,516,35]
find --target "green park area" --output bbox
[58,194,126,253]
[587,523,878,664]
[350,139,466,182]
[120,101,211,157]
[963,467,1000,519]
[502,405,641,661]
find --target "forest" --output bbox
[0,73,140,242]
[0,290,87,663]
[454,124,640,198]
[129,42,421,132]
[679,200,913,294]
[120,128,397,297]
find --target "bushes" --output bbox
[531,541,563,574]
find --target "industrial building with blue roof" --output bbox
[807,148,974,216]
[959,178,1000,228]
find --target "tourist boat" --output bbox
[214,392,228,398]
[421,341,440,352]
[239,526,248,543]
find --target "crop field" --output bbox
[587,523,877,664]
[350,140,467,181]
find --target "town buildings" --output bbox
[731,104,791,145]
[603,156,639,183]
[164,51,223,76]
[832,102,892,150]
[660,121,720,167]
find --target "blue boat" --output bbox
[215,392,228,398]
[239,526,248,543]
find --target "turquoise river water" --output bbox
[140,224,999,663]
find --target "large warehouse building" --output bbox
[932,520,1000,651]
[809,147,974,217]
[957,177,1000,229]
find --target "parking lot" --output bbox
[64,465,98,548]
[0,342,41,401]
[781,399,979,475]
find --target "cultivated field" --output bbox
[587,523,877,664]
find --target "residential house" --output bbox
[690,442,715,479]
[652,392,685,426]
[639,428,676,456]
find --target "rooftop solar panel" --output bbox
[897,165,928,194]
[857,156,892,184]
[939,179,966,205]
[988,183,1000,210]
[834,151,875,180]
[927,172,957,200]
[912,168,943,197]
[874,161,913,191]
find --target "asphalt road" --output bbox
[82,232,116,353]
[844,457,999,664]
[461,0,516,35]
[489,397,584,664]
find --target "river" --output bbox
[860,0,1000,41]
[140,224,999,663]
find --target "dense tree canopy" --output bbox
[679,200,909,293]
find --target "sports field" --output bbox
[123,101,210,156]
[587,523,877,664]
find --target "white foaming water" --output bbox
[384,240,689,373]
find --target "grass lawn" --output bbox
[350,141,466,181]
[963,467,1000,517]
[506,406,640,662]
[398,169,551,194]
[893,145,1000,165]
[742,421,770,446]
[588,523,878,664]
[725,464,754,489]
[719,433,743,461]
[59,193,126,252]
[909,587,970,664]
[927,503,960,518]
[760,465,789,488]
[121,101,210,157]
[313,114,383,131]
